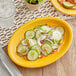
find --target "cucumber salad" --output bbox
[17,25,65,61]
[58,0,76,9]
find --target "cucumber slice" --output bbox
[17,44,28,53]
[29,39,37,46]
[40,25,51,33]
[31,45,41,55]
[25,30,35,39]
[36,31,42,39]
[42,44,52,55]
[27,50,39,61]
[63,2,74,9]
[51,30,62,42]
[52,43,58,50]
[55,26,65,35]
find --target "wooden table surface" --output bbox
[3,18,76,76]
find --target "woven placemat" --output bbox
[0,0,76,47]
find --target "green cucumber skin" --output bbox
[31,45,41,55]
[27,50,39,61]
[42,44,52,55]
[17,44,28,53]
